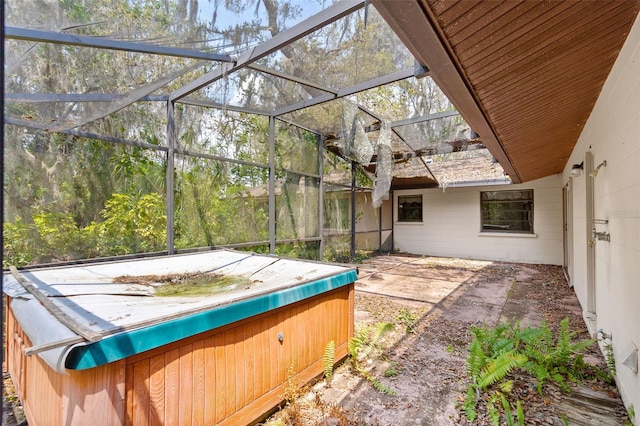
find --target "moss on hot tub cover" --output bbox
[65,269,356,370]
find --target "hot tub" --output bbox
[4,250,357,425]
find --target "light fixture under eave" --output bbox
[570,162,583,177]
[590,160,607,177]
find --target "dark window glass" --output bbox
[398,195,422,222]
[481,190,533,233]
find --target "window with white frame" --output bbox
[398,194,423,222]
[480,190,533,233]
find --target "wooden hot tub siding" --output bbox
[6,283,354,426]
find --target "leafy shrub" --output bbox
[3,218,39,267]
[463,319,595,425]
[3,192,166,266]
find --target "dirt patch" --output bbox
[265,255,630,425]
[113,272,253,296]
[3,372,26,426]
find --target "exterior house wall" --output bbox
[562,12,640,415]
[393,175,563,265]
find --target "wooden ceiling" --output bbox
[374,0,640,183]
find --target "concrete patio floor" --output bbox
[353,254,583,327]
[314,254,629,425]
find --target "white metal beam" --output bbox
[169,1,365,102]
[5,26,234,62]
[272,67,415,117]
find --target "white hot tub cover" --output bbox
[3,250,357,374]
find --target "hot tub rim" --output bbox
[64,268,357,370]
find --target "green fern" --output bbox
[348,325,370,359]
[348,322,395,395]
[521,318,594,392]
[499,379,514,393]
[349,322,393,362]
[371,377,396,395]
[348,333,364,359]
[516,400,525,425]
[501,393,514,426]
[477,352,527,389]
[501,394,525,426]
[524,361,551,393]
[568,338,596,358]
[467,337,487,379]
[465,323,521,421]
[492,336,516,354]
[514,325,546,345]
[352,362,396,395]
[463,318,595,423]
[371,322,394,341]
[323,340,335,380]
[463,386,478,421]
[487,395,500,426]
[552,370,570,392]
[471,322,510,354]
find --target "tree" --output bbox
[4,0,468,265]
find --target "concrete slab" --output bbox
[268,254,629,426]
[356,273,462,304]
[354,256,553,328]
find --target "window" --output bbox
[481,190,533,233]
[398,195,422,222]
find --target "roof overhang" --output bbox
[391,176,438,190]
[374,0,640,183]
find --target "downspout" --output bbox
[585,152,596,317]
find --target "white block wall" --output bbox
[393,174,563,265]
[563,12,640,417]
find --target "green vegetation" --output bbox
[113,272,251,297]
[464,318,595,425]
[268,363,353,426]
[348,322,396,395]
[397,308,418,334]
[4,192,166,267]
[323,248,373,264]
[383,361,399,377]
[154,275,250,297]
[323,340,336,381]
[601,334,617,385]
[4,0,457,268]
